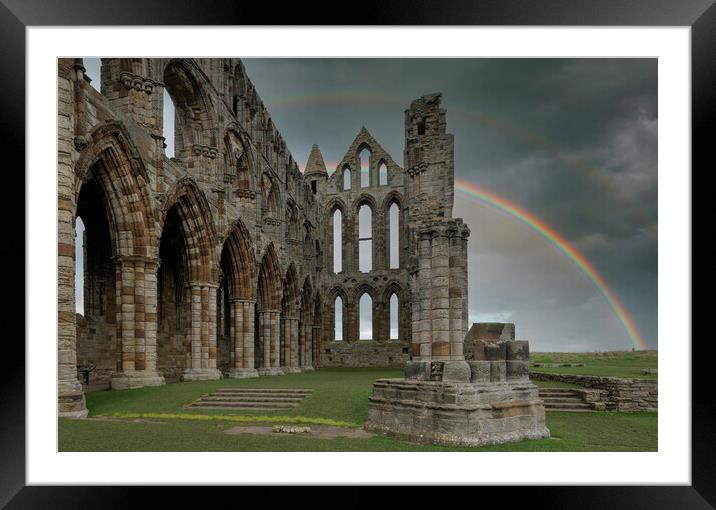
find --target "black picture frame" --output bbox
[1,0,709,506]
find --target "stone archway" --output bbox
[62,121,163,414]
[255,244,283,375]
[280,264,301,373]
[219,220,258,378]
[298,277,315,370]
[158,178,220,382]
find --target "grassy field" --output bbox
[531,350,658,379]
[60,368,657,452]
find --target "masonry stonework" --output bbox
[58,57,547,447]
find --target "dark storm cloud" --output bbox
[242,59,659,351]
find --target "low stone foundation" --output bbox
[365,378,549,447]
[530,372,658,412]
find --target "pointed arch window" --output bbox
[390,293,399,340]
[359,293,373,340]
[389,202,400,269]
[334,296,343,341]
[343,168,352,191]
[379,162,388,186]
[359,148,370,188]
[358,204,372,273]
[333,208,342,273]
[163,88,176,158]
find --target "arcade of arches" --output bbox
[58,58,469,418]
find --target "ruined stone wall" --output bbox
[58,58,471,417]
[317,126,411,366]
[530,372,658,411]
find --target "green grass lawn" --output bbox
[531,350,658,379]
[60,368,657,452]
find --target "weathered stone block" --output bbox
[506,360,529,380]
[490,361,507,382]
[405,361,430,380]
[468,360,491,382]
[506,340,529,361]
[441,361,471,382]
[484,342,507,361]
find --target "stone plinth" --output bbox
[227,368,259,379]
[257,367,285,376]
[110,371,166,390]
[366,338,548,446]
[365,377,548,447]
[181,368,222,382]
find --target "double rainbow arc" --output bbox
[455,177,647,351]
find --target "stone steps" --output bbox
[543,402,592,410]
[188,388,313,410]
[539,388,593,411]
[188,401,299,410]
[214,388,312,393]
[199,395,305,403]
[542,397,585,404]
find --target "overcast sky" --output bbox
[81,58,657,352]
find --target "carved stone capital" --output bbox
[119,71,158,94]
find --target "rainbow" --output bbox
[454,177,648,351]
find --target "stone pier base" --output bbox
[110,372,166,390]
[58,380,88,418]
[257,367,286,376]
[281,367,303,374]
[181,368,222,382]
[365,378,549,447]
[299,366,315,372]
[227,368,260,379]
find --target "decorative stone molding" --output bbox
[192,144,219,159]
[234,188,256,200]
[264,217,282,226]
[119,71,159,94]
[73,135,89,151]
[406,161,428,176]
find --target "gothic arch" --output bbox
[220,219,257,301]
[382,190,405,270]
[261,172,280,218]
[224,126,254,192]
[161,177,218,283]
[285,199,299,240]
[282,263,300,319]
[163,59,218,156]
[255,243,283,371]
[74,120,156,258]
[325,285,349,343]
[325,197,348,273]
[256,243,282,312]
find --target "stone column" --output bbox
[228,298,258,378]
[300,323,315,371]
[282,317,301,373]
[257,310,283,375]
[312,325,321,368]
[182,282,221,381]
[110,256,165,389]
[405,219,471,382]
[58,212,88,417]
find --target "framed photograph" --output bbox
[3,0,709,505]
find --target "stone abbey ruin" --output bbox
[58,58,548,446]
